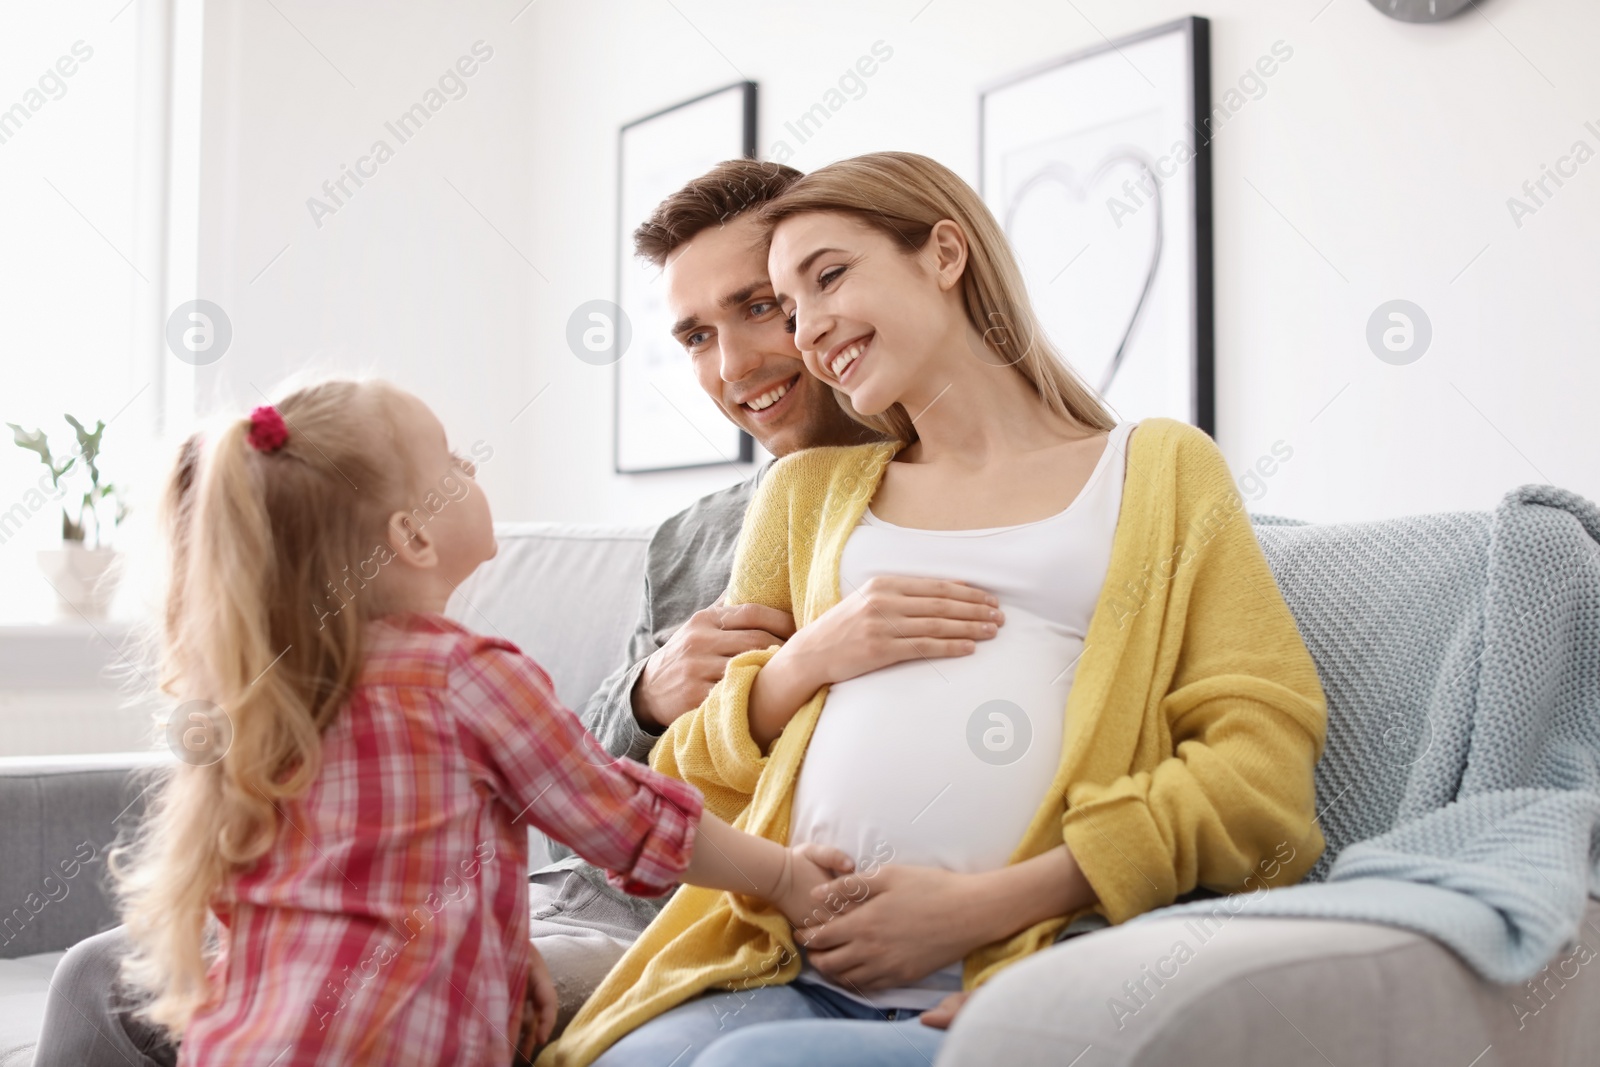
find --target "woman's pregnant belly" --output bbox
[788,604,1081,875]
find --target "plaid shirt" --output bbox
[178,612,703,1066]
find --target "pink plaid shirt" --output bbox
[178,612,703,1066]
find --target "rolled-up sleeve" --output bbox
[450,636,704,897]
[591,760,703,896]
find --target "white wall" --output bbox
[196,0,1600,528]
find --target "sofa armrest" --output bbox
[0,753,167,959]
[939,902,1600,1067]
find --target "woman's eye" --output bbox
[783,312,797,335]
[819,266,845,288]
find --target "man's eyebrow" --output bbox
[671,278,775,337]
[719,279,772,310]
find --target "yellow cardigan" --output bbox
[541,417,1328,1067]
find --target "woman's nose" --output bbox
[793,308,828,353]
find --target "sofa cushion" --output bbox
[938,898,1600,1066]
[445,522,653,711]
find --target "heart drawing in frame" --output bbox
[1000,148,1164,397]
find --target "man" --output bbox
[33,159,988,1064]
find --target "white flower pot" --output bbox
[36,544,121,619]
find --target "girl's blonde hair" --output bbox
[759,151,1115,442]
[111,379,416,1034]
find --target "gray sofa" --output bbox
[3,518,1595,1066]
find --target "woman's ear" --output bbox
[926,219,969,292]
[387,509,439,569]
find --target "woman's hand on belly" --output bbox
[751,575,1004,751]
[793,845,1099,990]
[793,861,991,991]
[794,575,1004,688]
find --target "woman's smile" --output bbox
[825,332,874,384]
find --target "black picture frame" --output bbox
[613,81,758,474]
[978,16,1214,438]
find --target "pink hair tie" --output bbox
[246,405,289,453]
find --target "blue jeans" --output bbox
[591,978,947,1067]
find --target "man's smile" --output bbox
[737,373,804,421]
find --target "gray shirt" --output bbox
[538,461,771,919]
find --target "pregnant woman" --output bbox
[540,152,1329,1067]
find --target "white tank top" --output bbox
[789,419,1136,1009]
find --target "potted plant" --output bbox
[8,415,131,619]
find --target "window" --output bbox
[0,0,199,624]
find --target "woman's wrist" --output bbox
[967,846,1096,945]
[957,867,1018,948]
[748,641,821,751]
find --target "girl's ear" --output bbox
[926,219,969,293]
[387,509,439,569]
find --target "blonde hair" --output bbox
[111,379,417,1034]
[759,151,1114,442]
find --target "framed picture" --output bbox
[979,16,1214,435]
[614,81,757,473]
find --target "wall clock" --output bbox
[1368,0,1473,21]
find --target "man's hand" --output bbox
[633,599,796,730]
[748,576,1003,750]
[515,945,558,1059]
[794,862,992,991]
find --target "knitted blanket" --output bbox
[1135,485,1600,984]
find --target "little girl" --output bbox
[111,379,840,1066]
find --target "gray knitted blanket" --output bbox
[1133,484,1600,984]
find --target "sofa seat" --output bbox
[0,953,63,1067]
[938,898,1600,1067]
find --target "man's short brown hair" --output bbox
[632,158,803,268]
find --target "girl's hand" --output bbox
[772,842,854,928]
[516,945,558,1060]
[795,862,988,990]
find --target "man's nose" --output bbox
[719,338,763,383]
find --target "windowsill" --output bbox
[0,614,157,758]
[0,619,142,692]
